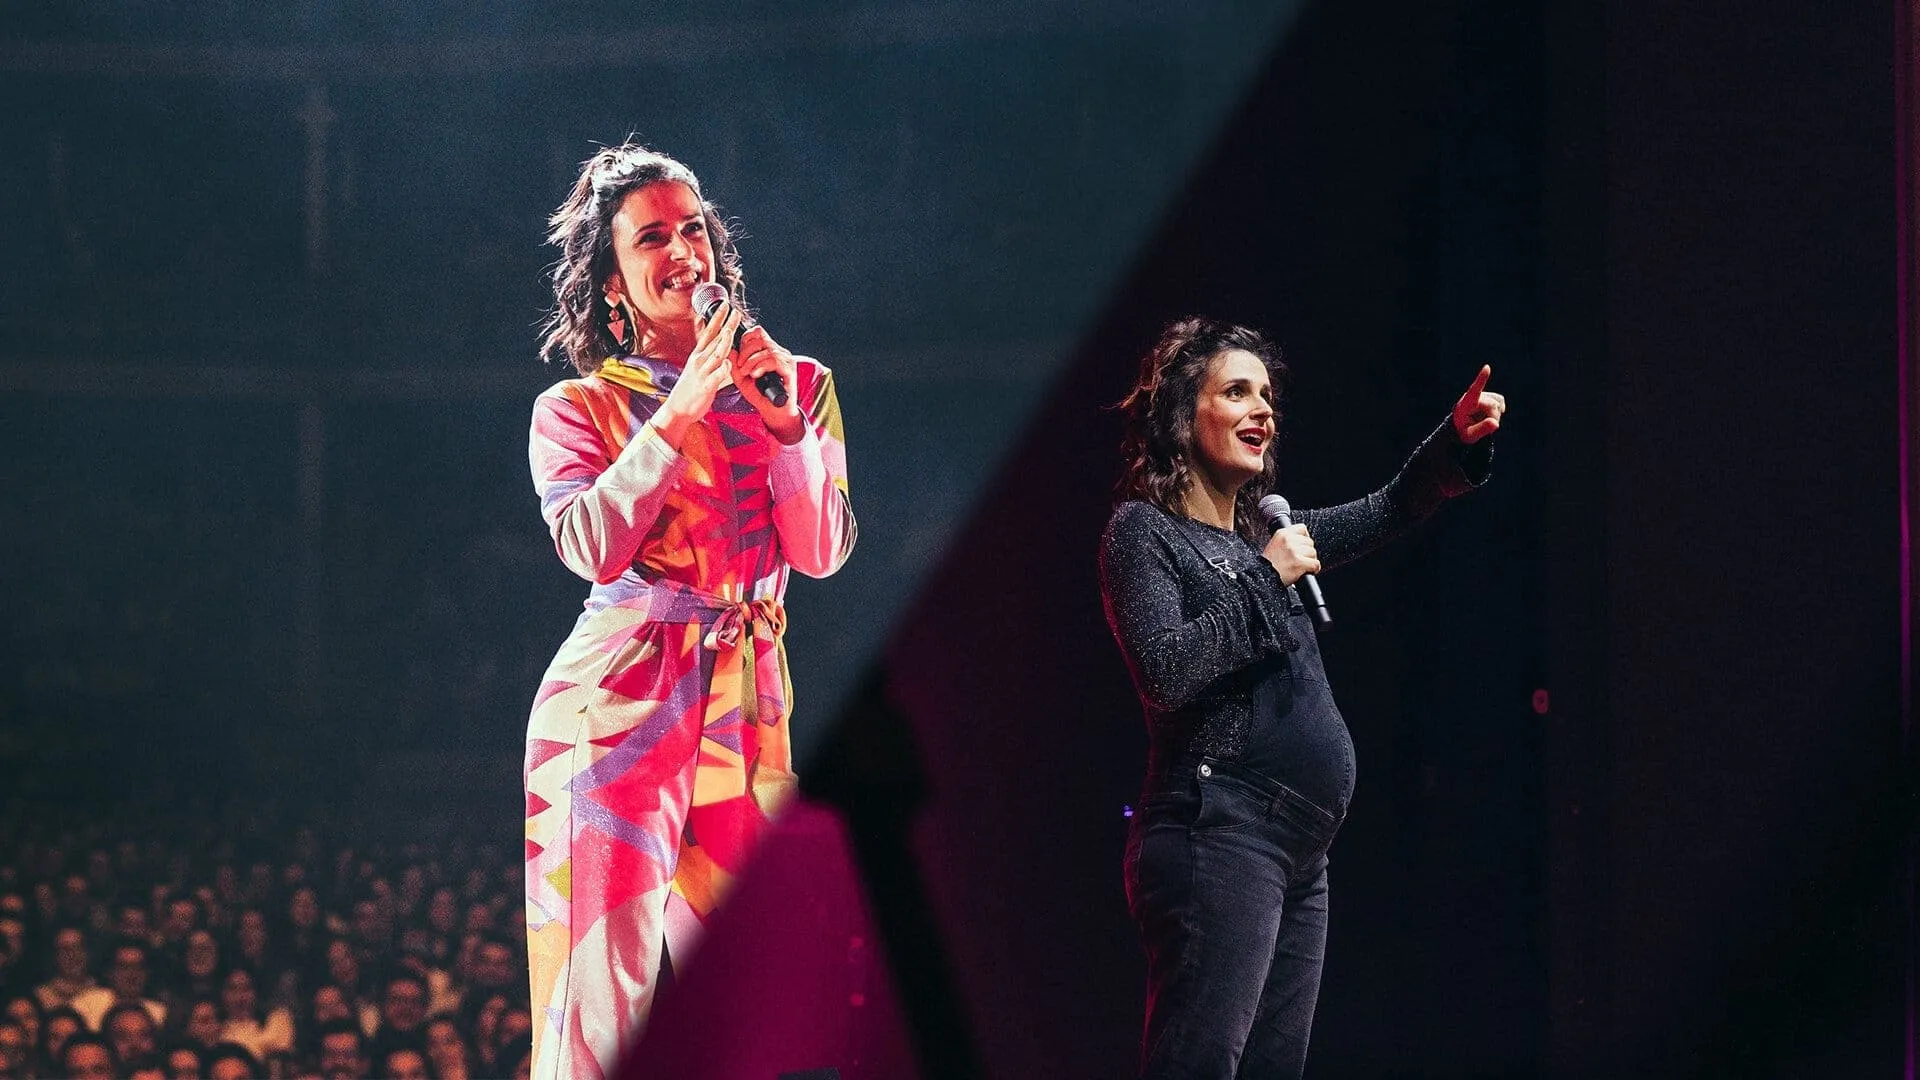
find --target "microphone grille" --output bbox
[691,281,728,320]
[1257,494,1292,525]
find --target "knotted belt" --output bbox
[700,597,786,651]
[701,597,784,729]
[628,579,787,729]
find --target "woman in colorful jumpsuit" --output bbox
[1099,317,1503,1079]
[524,144,855,1079]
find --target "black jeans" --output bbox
[1125,757,1345,1079]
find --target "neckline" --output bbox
[1176,511,1240,538]
[614,354,682,370]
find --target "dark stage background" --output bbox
[0,1,1909,1078]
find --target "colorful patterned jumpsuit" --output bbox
[523,353,855,1079]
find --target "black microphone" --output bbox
[692,281,787,407]
[1257,494,1332,630]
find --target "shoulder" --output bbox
[534,373,620,412]
[1101,500,1178,555]
[531,375,632,446]
[1106,498,1173,534]
[790,354,834,395]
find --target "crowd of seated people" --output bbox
[0,800,532,1079]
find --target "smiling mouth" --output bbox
[1237,430,1268,449]
[661,270,704,290]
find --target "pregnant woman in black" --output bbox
[1099,316,1504,1078]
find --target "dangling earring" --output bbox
[605,292,631,351]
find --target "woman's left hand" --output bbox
[1451,364,1507,445]
[732,325,805,444]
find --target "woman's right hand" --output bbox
[1262,523,1322,585]
[651,301,743,449]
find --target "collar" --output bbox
[594,354,678,398]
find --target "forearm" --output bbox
[1100,509,1294,712]
[532,392,686,584]
[1303,419,1491,570]
[1112,580,1283,712]
[769,357,856,577]
[769,423,857,578]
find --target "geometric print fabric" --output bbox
[523,355,854,1079]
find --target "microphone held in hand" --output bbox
[1257,494,1332,630]
[692,281,787,407]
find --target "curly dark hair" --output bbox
[539,143,747,375]
[1116,316,1289,545]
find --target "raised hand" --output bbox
[1451,364,1507,445]
[1262,523,1321,586]
[652,302,743,450]
[732,324,804,444]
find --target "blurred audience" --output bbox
[72,940,165,1030]
[0,798,525,1078]
[59,1032,114,1080]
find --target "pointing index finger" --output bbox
[1463,364,1492,400]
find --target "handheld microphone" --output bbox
[692,281,787,407]
[1257,494,1332,630]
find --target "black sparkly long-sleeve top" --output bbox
[1099,420,1492,811]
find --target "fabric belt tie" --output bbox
[699,598,784,730]
[702,598,786,650]
[594,579,788,728]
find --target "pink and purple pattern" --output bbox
[523,355,853,1080]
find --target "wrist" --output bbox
[766,409,805,445]
[650,404,696,450]
[1262,554,1302,586]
